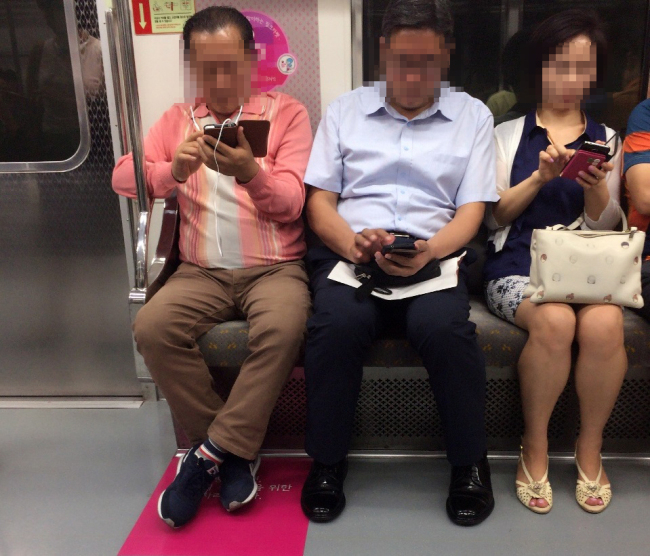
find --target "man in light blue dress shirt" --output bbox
[300,0,499,527]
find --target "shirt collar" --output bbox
[191,93,267,119]
[583,115,601,142]
[362,83,456,122]
[526,109,599,143]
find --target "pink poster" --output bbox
[243,10,297,93]
[119,457,311,556]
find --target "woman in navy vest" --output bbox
[484,10,623,514]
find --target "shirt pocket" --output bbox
[420,151,468,189]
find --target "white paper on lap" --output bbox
[326,251,467,300]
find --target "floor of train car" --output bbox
[2,400,650,556]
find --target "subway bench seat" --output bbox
[146,198,650,454]
[185,299,650,453]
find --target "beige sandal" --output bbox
[575,454,611,514]
[515,449,553,514]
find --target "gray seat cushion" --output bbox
[197,297,650,369]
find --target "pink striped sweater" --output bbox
[112,92,312,269]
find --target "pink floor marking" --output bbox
[119,456,311,556]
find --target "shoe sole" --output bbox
[226,455,262,512]
[577,500,609,514]
[157,452,189,528]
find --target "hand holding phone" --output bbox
[202,120,270,157]
[571,157,614,190]
[376,237,437,277]
[198,124,260,182]
[351,228,394,263]
[560,141,611,181]
[171,130,204,182]
[381,235,418,258]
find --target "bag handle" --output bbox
[549,207,629,232]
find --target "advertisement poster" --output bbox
[241,10,297,93]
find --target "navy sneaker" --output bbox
[158,445,219,528]
[219,454,261,511]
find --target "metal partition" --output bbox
[106,1,149,294]
[103,0,158,396]
[0,0,141,399]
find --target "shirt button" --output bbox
[404,146,409,151]
[401,189,405,194]
[398,216,402,221]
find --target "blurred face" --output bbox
[188,26,254,114]
[381,28,451,113]
[541,34,597,109]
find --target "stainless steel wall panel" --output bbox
[0,0,140,397]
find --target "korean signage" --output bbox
[132,0,195,35]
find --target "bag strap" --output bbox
[603,124,619,156]
[549,207,629,231]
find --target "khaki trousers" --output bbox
[133,260,311,460]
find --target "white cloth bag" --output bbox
[523,210,645,308]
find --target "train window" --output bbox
[357,0,649,134]
[0,0,94,171]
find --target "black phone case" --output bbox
[203,120,270,157]
[382,237,417,255]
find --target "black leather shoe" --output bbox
[446,452,495,526]
[301,458,348,523]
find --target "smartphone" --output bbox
[203,119,271,157]
[381,234,418,258]
[560,141,611,181]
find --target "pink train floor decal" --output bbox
[119,456,311,556]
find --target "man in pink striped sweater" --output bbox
[112,6,312,528]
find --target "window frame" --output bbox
[0,0,92,173]
[353,0,650,109]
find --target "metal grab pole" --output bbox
[112,0,149,292]
[105,8,139,281]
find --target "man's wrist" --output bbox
[347,233,361,261]
[171,166,186,183]
[237,161,260,184]
[425,237,439,261]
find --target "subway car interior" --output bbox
[2,0,650,554]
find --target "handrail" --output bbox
[104,10,127,155]
[107,0,149,293]
[105,8,139,281]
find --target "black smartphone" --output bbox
[381,234,418,258]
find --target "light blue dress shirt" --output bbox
[304,84,499,240]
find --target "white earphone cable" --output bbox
[188,105,244,258]
[209,105,243,258]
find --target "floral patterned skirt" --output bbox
[484,275,530,324]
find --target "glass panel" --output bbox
[0,0,96,165]
[361,0,649,133]
[521,0,648,133]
